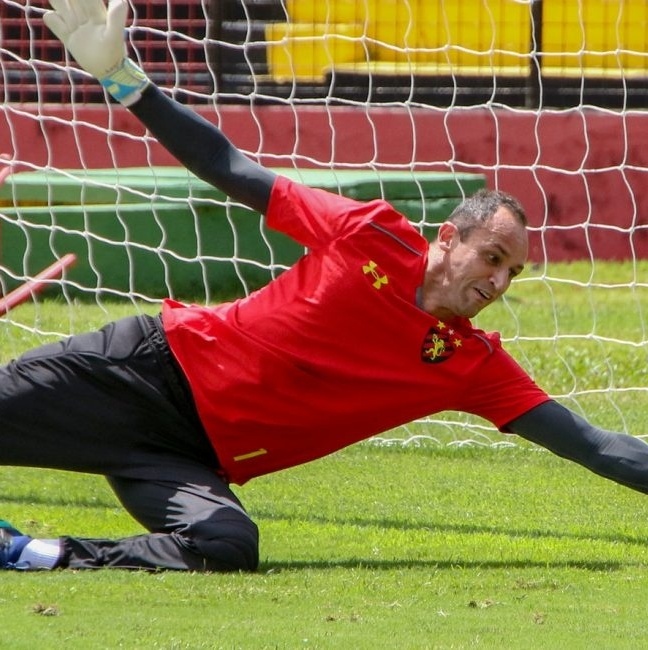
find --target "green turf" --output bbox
[1,448,648,649]
[1,260,647,648]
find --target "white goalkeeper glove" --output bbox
[43,0,149,106]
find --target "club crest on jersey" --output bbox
[421,321,462,363]
[362,260,388,289]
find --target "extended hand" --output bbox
[43,0,148,105]
[43,0,128,79]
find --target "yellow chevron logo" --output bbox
[362,260,388,290]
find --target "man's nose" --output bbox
[491,268,510,293]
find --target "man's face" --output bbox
[436,207,528,319]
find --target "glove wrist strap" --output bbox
[99,58,150,106]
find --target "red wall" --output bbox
[2,104,646,262]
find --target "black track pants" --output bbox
[0,314,259,571]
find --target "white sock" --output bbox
[17,539,62,570]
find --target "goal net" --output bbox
[1,0,647,447]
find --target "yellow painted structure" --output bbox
[265,0,648,82]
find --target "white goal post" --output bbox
[1,0,647,446]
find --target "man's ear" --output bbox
[437,221,459,252]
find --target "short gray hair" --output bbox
[448,189,527,241]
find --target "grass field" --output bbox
[1,261,648,649]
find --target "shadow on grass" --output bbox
[4,493,647,569]
[258,558,635,572]
[253,509,648,549]
[0,493,118,509]
[3,493,647,548]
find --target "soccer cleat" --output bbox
[0,520,32,569]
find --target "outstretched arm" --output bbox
[44,0,275,214]
[128,86,275,214]
[508,400,648,495]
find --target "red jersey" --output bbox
[162,176,550,484]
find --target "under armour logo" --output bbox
[362,260,388,289]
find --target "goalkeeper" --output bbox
[3,0,648,572]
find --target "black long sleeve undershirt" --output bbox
[509,400,648,495]
[128,85,276,215]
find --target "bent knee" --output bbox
[189,513,259,572]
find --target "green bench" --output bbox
[0,167,485,300]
